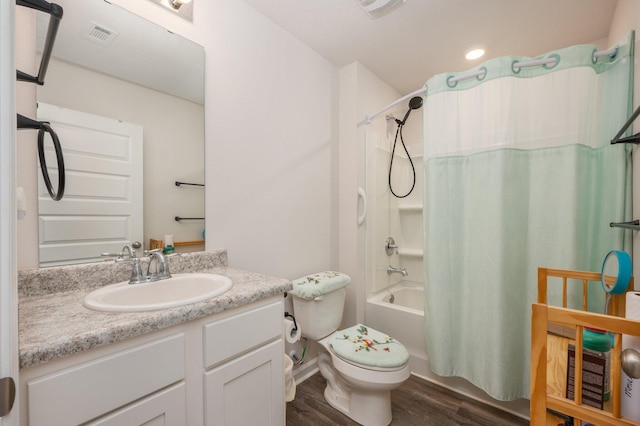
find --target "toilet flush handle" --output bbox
[313,296,324,301]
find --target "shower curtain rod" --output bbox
[364,47,618,125]
[365,87,425,124]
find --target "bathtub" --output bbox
[365,282,427,364]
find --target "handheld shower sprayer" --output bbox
[389,96,423,198]
[397,96,424,126]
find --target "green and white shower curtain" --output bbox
[423,33,634,400]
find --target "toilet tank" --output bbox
[291,288,346,340]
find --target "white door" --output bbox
[36,103,143,266]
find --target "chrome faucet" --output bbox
[387,265,408,277]
[102,243,146,284]
[147,250,172,281]
[124,246,145,284]
[102,243,173,284]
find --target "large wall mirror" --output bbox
[33,0,205,267]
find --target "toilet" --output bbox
[289,271,410,426]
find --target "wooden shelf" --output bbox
[150,239,205,250]
[174,240,204,247]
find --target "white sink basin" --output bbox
[83,273,233,312]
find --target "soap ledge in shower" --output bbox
[398,204,423,212]
[397,249,423,258]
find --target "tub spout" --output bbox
[387,266,408,277]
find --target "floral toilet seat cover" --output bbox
[289,271,351,300]
[328,324,409,369]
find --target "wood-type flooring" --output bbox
[286,373,530,426]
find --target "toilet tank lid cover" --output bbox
[289,271,351,300]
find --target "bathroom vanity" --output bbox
[17,250,291,425]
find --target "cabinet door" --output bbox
[204,340,284,426]
[88,382,186,426]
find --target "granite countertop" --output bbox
[18,251,292,370]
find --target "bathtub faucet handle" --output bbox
[385,237,398,256]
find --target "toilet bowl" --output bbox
[289,271,410,426]
[317,330,410,426]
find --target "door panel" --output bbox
[36,103,143,266]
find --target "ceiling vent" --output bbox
[83,22,118,46]
[354,0,407,19]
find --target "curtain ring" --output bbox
[37,122,65,201]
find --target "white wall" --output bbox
[204,1,338,279]
[609,0,640,286]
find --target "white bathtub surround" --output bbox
[365,123,424,296]
[423,34,634,400]
[374,283,423,311]
[364,114,426,363]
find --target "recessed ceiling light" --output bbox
[465,48,486,61]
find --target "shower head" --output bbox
[409,96,423,110]
[398,96,424,125]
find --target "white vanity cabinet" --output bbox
[19,296,285,426]
[202,301,285,425]
[21,333,187,426]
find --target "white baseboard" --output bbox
[292,356,319,384]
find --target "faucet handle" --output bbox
[385,237,399,256]
[128,257,146,284]
[101,251,129,261]
[101,242,143,262]
[144,248,180,258]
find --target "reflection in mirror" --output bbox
[33,0,205,267]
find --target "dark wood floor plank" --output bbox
[286,373,529,426]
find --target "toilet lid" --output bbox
[328,324,409,369]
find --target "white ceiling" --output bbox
[241,0,619,95]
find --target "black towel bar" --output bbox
[16,0,63,85]
[175,181,205,187]
[610,220,640,231]
[611,103,640,144]
[611,133,640,145]
[175,216,205,221]
[17,114,65,201]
